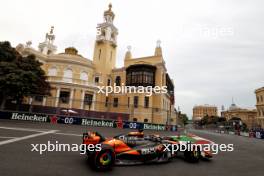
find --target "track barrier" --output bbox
[0,111,177,132]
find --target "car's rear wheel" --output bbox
[89,148,115,171]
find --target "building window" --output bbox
[59,91,70,104]
[107,79,111,86]
[127,97,130,107]
[63,68,73,83]
[84,94,93,106]
[144,119,148,123]
[94,76,99,83]
[126,64,156,87]
[257,96,259,102]
[80,71,88,81]
[134,96,138,108]
[144,96,149,108]
[113,98,118,107]
[48,67,57,76]
[115,76,121,86]
[261,96,263,102]
[133,118,137,122]
[34,96,43,102]
[105,97,109,107]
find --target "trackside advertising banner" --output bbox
[0,111,176,131]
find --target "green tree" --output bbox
[180,113,189,126]
[0,41,50,109]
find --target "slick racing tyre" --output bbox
[161,151,172,162]
[89,147,115,171]
[184,148,200,163]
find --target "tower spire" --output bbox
[104,3,115,23]
[93,4,118,78]
[154,39,162,56]
[38,26,57,55]
[96,3,118,46]
[125,45,132,60]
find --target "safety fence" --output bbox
[215,129,264,139]
[0,111,178,131]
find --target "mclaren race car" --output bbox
[82,130,213,170]
[82,130,177,170]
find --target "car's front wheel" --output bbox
[184,148,200,163]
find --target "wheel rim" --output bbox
[193,150,199,158]
[99,152,112,166]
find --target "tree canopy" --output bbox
[0,41,50,108]
[179,113,189,126]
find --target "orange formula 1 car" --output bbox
[82,130,214,170]
[82,130,178,170]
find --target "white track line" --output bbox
[54,132,82,137]
[0,130,58,146]
[0,126,47,133]
[0,136,17,139]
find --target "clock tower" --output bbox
[93,3,118,84]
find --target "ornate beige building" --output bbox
[221,103,257,129]
[192,105,218,121]
[255,87,264,128]
[16,4,177,125]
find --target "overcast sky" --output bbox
[1,0,264,117]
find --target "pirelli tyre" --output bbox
[184,148,200,163]
[88,145,116,171]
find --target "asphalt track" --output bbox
[0,119,263,176]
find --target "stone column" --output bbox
[29,97,33,112]
[92,92,96,110]
[80,90,85,109]
[29,97,33,105]
[69,88,74,108]
[42,97,47,106]
[55,87,60,107]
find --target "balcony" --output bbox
[47,76,97,87]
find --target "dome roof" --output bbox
[65,47,78,55]
[229,103,239,110]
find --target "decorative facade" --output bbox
[192,105,218,121]
[16,4,177,125]
[221,102,257,129]
[255,87,264,128]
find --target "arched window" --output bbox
[48,67,57,76]
[63,68,73,83]
[115,76,121,86]
[80,71,88,85]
